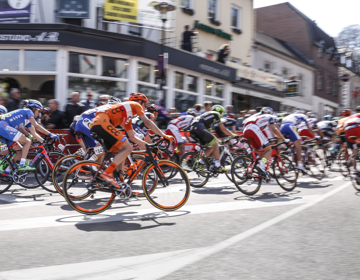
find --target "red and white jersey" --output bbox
[168,115,194,131]
[344,113,360,129]
[298,118,318,131]
[243,114,276,138]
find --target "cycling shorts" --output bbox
[345,125,360,144]
[75,118,98,148]
[165,124,185,147]
[299,128,314,139]
[90,113,128,152]
[243,123,269,149]
[280,123,301,142]
[0,120,22,147]
[189,122,216,146]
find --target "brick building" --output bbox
[256,2,340,116]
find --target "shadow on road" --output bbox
[234,190,301,201]
[297,182,332,189]
[191,186,238,195]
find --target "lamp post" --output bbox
[154,2,175,99]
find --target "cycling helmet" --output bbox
[147,104,159,114]
[26,100,43,110]
[261,107,275,115]
[41,107,52,115]
[332,117,340,123]
[307,111,316,118]
[212,105,226,115]
[0,105,7,114]
[323,115,332,121]
[341,109,352,117]
[356,106,360,113]
[107,96,122,105]
[21,99,29,108]
[294,108,305,114]
[187,108,198,116]
[129,92,148,103]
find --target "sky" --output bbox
[253,0,360,38]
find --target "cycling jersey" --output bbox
[281,113,308,126]
[191,111,222,129]
[214,117,236,138]
[131,112,154,139]
[169,115,194,131]
[244,114,276,139]
[75,107,103,148]
[298,118,318,130]
[0,109,34,129]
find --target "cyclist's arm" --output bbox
[269,124,285,141]
[140,114,166,137]
[126,129,147,149]
[219,123,235,137]
[184,130,191,142]
[27,126,43,142]
[18,127,30,137]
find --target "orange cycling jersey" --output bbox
[96,101,144,130]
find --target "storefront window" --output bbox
[175,72,184,89]
[137,85,166,106]
[0,50,19,71]
[187,75,197,92]
[102,56,127,78]
[69,52,97,75]
[205,79,213,95]
[203,97,223,106]
[25,50,57,71]
[138,62,150,82]
[68,77,126,101]
[215,82,223,97]
[175,92,197,112]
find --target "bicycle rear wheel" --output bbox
[179,152,210,188]
[0,158,14,194]
[142,160,190,211]
[231,155,262,195]
[36,152,65,193]
[221,153,235,183]
[337,148,350,177]
[62,160,115,215]
[272,156,298,191]
[307,150,326,180]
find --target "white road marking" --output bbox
[0,182,350,280]
[0,195,319,232]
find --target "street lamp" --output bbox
[154,2,176,98]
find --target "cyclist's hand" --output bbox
[27,134,35,141]
[49,133,59,140]
[164,135,174,143]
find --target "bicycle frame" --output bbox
[29,145,54,171]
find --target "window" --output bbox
[264,62,271,73]
[175,72,184,89]
[317,71,323,90]
[102,57,127,78]
[181,0,193,8]
[25,51,57,71]
[175,92,197,112]
[187,75,197,92]
[333,79,338,96]
[208,0,218,19]
[137,62,150,82]
[129,23,142,37]
[69,52,97,75]
[318,47,323,58]
[231,6,240,29]
[137,85,166,105]
[327,76,332,94]
[0,50,19,71]
[203,97,223,106]
[205,79,213,95]
[215,82,223,97]
[297,74,303,96]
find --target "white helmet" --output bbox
[107,96,122,105]
[0,105,7,114]
[294,108,305,114]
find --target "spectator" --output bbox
[97,94,110,105]
[200,101,213,114]
[43,99,65,129]
[5,88,21,112]
[122,97,129,102]
[181,25,197,52]
[193,104,201,114]
[0,96,6,106]
[81,91,95,110]
[224,105,235,118]
[64,91,85,127]
[217,44,230,64]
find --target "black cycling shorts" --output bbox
[190,122,216,146]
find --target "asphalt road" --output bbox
[0,167,359,280]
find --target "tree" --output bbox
[336,24,360,52]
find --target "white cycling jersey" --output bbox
[243,114,276,138]
[298,118,318,130]
[281,113,308,127]
[169,115,194,131]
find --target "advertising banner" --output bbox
[0,0,31,23]
[57,0,89,19]
[103,0,138,23]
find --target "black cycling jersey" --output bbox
[213,117,236,138]
[132,112,153,130]
[191,111,222,129]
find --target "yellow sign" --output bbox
[103,0,138,23]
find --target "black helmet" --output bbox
[147,104,159,113]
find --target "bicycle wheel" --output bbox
[62,160,115,215]
[307,150,326,180]
[0,158,14,194]
[179,152,210,188]
[349,157,360,191]
[142,160,190,211]
[36,152,65,193]
[337,148,350,177]
[52,154,84,197]
[231,155,262,195]
[221,152,235,183]
[273,155,298,191]
[15,159,42,189]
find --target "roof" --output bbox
[255,31,314,65]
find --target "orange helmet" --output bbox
[341,109,352,117]
[129,93,148,103]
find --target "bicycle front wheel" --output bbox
[180,152,210,188]
[337,148,350,177]
[307,151,326,180]
[142,160,190,211]
[273,156,298,191]
[62,160,115,215]
[0,158,14,194]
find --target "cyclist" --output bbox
[280,109,314,174]
[0,100,58,171]
[164,108,198,157]
[213,116,237,139]
[188,105,236,172]
[243,107,288,179]
[298,112,324,139]
[344,112,360,178]
[90,93,173,189]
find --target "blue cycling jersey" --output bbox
[1,109,34,129]
[281,113,308,127]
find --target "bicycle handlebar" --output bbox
[221,135,240,145]
[146,137,170,151]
